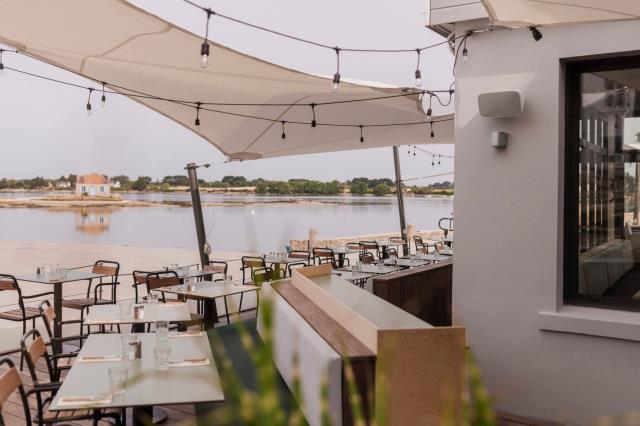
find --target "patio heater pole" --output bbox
[186,162,210,267]
[393,146,409,256]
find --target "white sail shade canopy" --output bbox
[482,0,640,27]
[0,0,453,160]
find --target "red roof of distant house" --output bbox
[77,174,109,185]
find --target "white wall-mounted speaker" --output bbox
[478,91,524,118]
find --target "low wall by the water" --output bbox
[289,229,449,251]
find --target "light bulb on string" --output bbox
[461,38,469,63]
[426,94,433,117]
[359,125,364,143]
[430,122,435,138]
[432,155,435,167]
[310,104,317,132]
[194,102,201,131]
[281,121,286,140]
[0,49,4,76]
[414,49,422,87]
[438,154,441,165]
[331,47,341,93]
[413,146,416,156]
[408,145,411,155]
[200,9,214,69]
[100,82,106,107]
[86,88,93,116]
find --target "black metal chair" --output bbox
[386,247,399,258]
[146,271,204,330]
[416,243,429,255]
[38,300,85,381]
[359,241,380,259]
[0,274,53,369]
[413,235,424,251]
[203,260,229,276]
[241,256,283,284]
[286,250,311,276]
[19,330,122,425]
[312,248,337,268]
[61,260,120,335]
[359,252,376,264]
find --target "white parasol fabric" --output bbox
[0,0,453,160]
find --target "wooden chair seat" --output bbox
[0,307,40,321]
[41,406,121,422]
[61,297,112,310]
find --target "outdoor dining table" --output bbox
[15,269,109,351]
[417,253,453,262]
[330,270,375,286]
[383,258,432,268]
[329,246,360,267]
[339,264,402,275]
[376,240,404,258]
[49,333,224,426]
[154,281,260,329]
[84,303,192,332]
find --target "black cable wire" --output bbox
[181,0,463,53]
[5,48,453,108]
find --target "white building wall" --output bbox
[453,19,640,424]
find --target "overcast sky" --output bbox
[0,0,454,184]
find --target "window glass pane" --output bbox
[577,68,640,307]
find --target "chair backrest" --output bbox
[203,261,228,274]
[0,358,30,425]
[416,243,428,255]
[288,250,310,261]
[92,260,120,280]
[242,256,266,269]
[38,300,56,340]
[21,329,54,385]
[146,271,180,292]
[433,242,445,251]
[386,247,398,257]
[359,252,375,264]
[413,235,424,245]
[312,247,334,261]
[0,275,18,293]
[359,241,379,250]
[346,242,365,251]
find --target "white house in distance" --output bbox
[75,173,111,197]
[427,1,640,424]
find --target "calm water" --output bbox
[0,192,453,252]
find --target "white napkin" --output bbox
[57,395,113,407]
[169,357,210,367]
[77,354,122,363]
[168,331,203,338]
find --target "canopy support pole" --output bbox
[186,163,210,267]
[393,146,409,256]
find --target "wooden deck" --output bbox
[0,342,198,426]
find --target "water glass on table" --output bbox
[147,293,158,305]
[118,300,133,320]
[108,365,128,394]
[154,345,171,371]
[121,334,140,360]
[155,320,169,343]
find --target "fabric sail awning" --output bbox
[0,0,453,160]
[482,0,640,27]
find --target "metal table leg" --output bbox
[53,282,62,354]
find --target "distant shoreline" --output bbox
[0,190,453,209]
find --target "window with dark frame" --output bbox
[565,55,640,311]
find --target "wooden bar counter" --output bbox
[259,264,465,426]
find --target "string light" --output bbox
[529,26,543,41]
[413,146,416,156]
[430,122,435,138]
[359,125,364,143]
[414,49,422,87]
[432,155,435,166]
[195,102,201,129]
[408,145,411,155]
[462,38,469,63]
[310,103,317,128]
[426,94,433,117]
[86,88,93,116]
[332,47,341,93]
[0,49,4,75]
[281,121,286,140]
[100,82,106,107]
[438,154,441,165]
[200,8,214,68]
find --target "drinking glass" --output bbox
[108,366,128,394]
[147,293,158,305]
[118,300,133,320]
[154,345,171,371]
[155,320,169,344]
[185,277,195,292]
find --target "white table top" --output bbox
[155,281,260,300]
[16,270,108,284]
[49,333,224,410]
[330,271,375,282]
[329,247,360,255]
[263,256,306,264]
[342,264,402,275]
[84,303,191,325]
[383,258,431,267]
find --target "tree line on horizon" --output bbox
[0,174,454,196]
